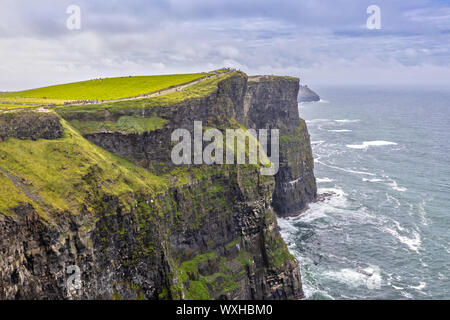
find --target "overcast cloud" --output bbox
[1,0,450,90]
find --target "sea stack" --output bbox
[298,85,320,102]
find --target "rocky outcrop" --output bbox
[244,76,317,216]
[298,85,320,102]
[0,71,315,300]
[0,111,63,141]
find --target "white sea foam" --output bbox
[419,258,428,268]
[410,282,427,291]
[418,200,429,226]
[318,187,348,200]
[335,119,360,123]
[278,218,334,300]
[316,160,376,176]
[383,226,422,253]
[328,129,352,132]
[362,178,384,182]
[306,119,331,124]
[278,218,298,240]
[311,140,325,145]
[388,180,408,192]
[347,141,398,149]
[386,193,401,207]
[362,174,408,192]
[281,187,348,225]
[392,285,404,290]
[401,291,413,299]
[279,185,387,298]
[319,99,330,103]
[279,189,351,300]
[295,207,329,223]
[316,177,335,183]
[293,187,349,223]
[324,265,382,290]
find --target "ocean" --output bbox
[279,86,450,299]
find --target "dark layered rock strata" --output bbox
[0,111,63,141]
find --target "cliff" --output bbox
[0,71,316,300]
[298,85,320,102]
[245,77,317,216]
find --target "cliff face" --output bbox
[244,77,317,216]
[0,72,315,300]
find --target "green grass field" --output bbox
[0,97,67,105]
[55,71,241,118]
[0,72,209,105]
[0,104,36,110]
[69,116,168,135]
[0,119,168,216]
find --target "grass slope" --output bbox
[0,104,39,110]
[0,119,168,216]
[0,114,229,218]
[69,116,168,135]
[0,171,40,217]
[0,97,67,106]
[56,71,241,118]
[0,72,208,103]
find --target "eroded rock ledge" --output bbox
[0,111,63,141]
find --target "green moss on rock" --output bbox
[69,116,168,135]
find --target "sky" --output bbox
[1,0,450,90]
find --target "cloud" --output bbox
[0,0,449,90]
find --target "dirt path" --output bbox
[0,165,53,214]
[107,71,229,103]
[1,70,233,113]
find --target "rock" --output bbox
[245,76,317,216]
[298,85,320,102]
[0,111,63,141]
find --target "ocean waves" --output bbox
[328,129,352,132]
[346,141,398,149]
[382,225,422,253]
[362,176,408,192]
[291,87,450,299]
[335,119,360,123]
[306,119,360,124]
[316,160,376,176]
[324,265,382,290]
[316,177,335,183]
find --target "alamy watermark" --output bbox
[171,121,279,176]
[66,5,81,30]
[63,5,380,33]
[66,265,82,292]
[367,5,381,30]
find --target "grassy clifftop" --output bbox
[0,72,211,107]
[55,71,241,117]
